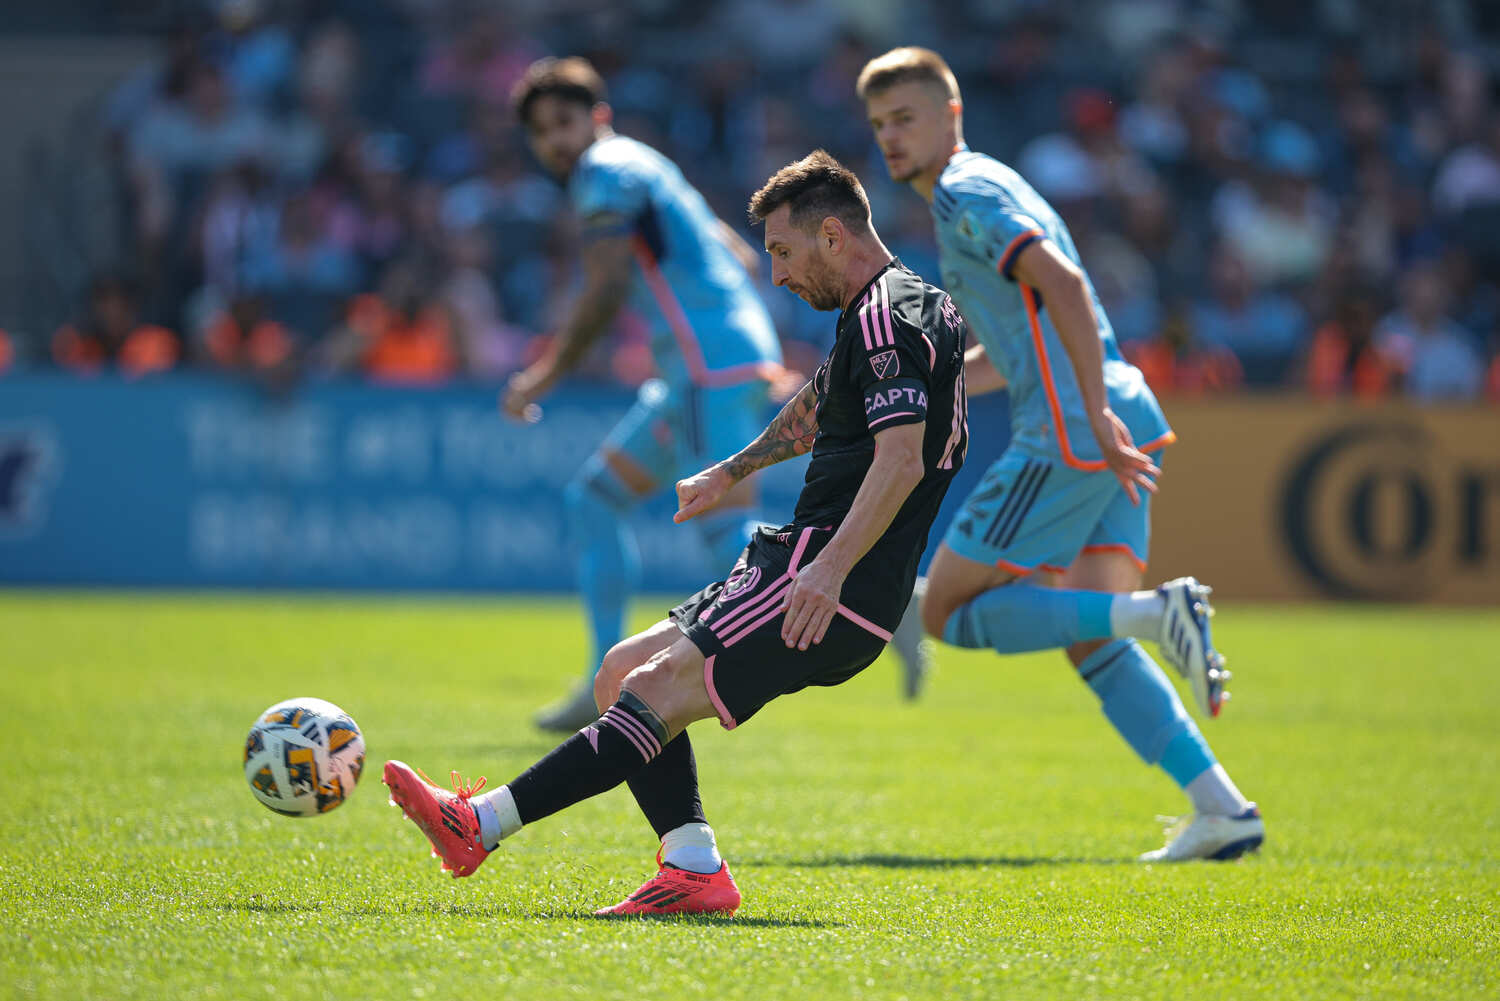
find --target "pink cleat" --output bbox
[382,759,491,878]
[594,854,742,917]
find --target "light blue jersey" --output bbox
[570,134,781,389]
[931,147,1172,466]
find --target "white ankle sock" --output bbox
[660,822,722,874]
[1184,764,1252,817]
[1109,590,1164,639]
[472,785,523,850]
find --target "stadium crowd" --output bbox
[5,0,1500,403]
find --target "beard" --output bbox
[797,257,845,312]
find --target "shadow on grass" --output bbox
[746,853,1127,869]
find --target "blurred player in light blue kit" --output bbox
[858,48,1264,861]
[504,58,929,729]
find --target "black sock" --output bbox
[626,732,707,839]
[507,694,669,827]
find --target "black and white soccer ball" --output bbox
[243,698,365,817]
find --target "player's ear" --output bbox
[592,102,613,129]
[822,217,842,252]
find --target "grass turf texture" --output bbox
[1,593,1496,1001]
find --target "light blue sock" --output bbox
[694,506,759,568]
[1079,639,1215,787]
[563,461,641,682]
[942,584,1114,653]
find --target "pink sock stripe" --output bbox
[600,712,651,760]
[608,707,663,758]
[788,527,813,574]
[878,276,895,347]
[702,655,738,730]
[721,599,788,648]
[710,576,792,638]
[602,708,660,760]
[837,604,894,641]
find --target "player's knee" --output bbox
[619,646,700,731]
[595,642,638,709]
[1066,638,1110,669]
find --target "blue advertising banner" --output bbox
[0,375,1008,592]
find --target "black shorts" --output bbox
[669,525,895,730]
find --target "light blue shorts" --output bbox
[941,446,1162,575]
[602,378,770,485]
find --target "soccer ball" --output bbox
[243,698,365,817]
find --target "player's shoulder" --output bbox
[575,134,665,184]
[935,150,1034,220]
[842,264,943,344]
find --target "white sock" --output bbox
[660,822,722,874]
[1184,764,1252,817]
[471,785,523,850]
[1109,590,1164,639]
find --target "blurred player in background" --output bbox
[859,48,1263,862]
[386,151,968,914]
[503,58,929,731]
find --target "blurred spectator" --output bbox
[435,218,531,379]
[52,276,180,378]
[1123,304,1243,396]
[241,192,361,342]
[324,258,458,385]
[1374,260,1485,402]
[1191,244,1309,386]
[199,293,295,377]
[1212,120,1335,287]
[1304,286,1394,399]
[0,330,13,374]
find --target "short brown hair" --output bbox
[748,150,871,235]
[855,47,960,103]
[511,57,608,127]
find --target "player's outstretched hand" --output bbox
[674,465,733,524]
[500,372,544,424]
[1092,408,1159,505]
[781,557,843,651]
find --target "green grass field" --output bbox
[1,592,1496,1001]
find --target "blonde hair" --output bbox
[856,47,961,103]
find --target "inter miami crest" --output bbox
[869,349,900,380]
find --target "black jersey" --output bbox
[786,260,969,628]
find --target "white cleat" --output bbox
[1138,806,1265,862]
[890,578,933,700]
[1156,577,1228,717]
[534,681,601,733]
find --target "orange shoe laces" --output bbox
[415,766,488,799]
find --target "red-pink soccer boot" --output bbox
[383,760,491,878]
[594,853,741,917]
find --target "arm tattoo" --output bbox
[721,380,819,481]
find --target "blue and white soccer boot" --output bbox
[1156,577,1230,717]
[1138,806,1264,862]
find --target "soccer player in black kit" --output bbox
[384,151,969,917]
